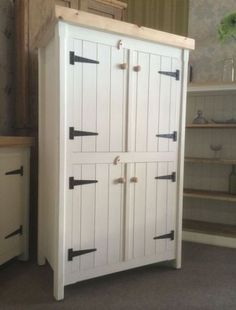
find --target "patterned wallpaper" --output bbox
[0,0,14,135]
[189,0,236,82]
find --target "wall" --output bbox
[126,0,189,36]
[188,0,236,82]
[0,0,14,134]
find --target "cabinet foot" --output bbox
[37,256,46,266]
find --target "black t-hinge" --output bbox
[156,131,177,142]
[154,230,174,241]
[5,166,24,176]
[70,51,99,65]
[69,127,98,140]
[158,69,180,80]
[5,225,23,239]
[68,248,97,261]
[155,172,176,182]
[69,177,98,189]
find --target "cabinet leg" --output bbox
[38,254,46,266]
[171,258,181,269]
[54,274,64,301]
[18,251,29,262]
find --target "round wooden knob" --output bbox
[134,65,141,72]
[120,63,128,70]
[130,177,138,183]
[117,177,126,184]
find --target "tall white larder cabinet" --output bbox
[38,6,194,300]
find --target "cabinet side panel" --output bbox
[38,34,60,269]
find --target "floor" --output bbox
[1,242,236,310]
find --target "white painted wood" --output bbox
[134,53,150,152]
[147,54,161,152]
[38,24,67,300]
[38,19,190,300]
[0,148,30,265]
[65,163,124,278]
[127,161,177,261]
[65,248,175,285]
[158,56,172,152]
[175,50,189,269]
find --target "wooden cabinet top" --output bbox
[37,5,195,50]
[0,136,34,148]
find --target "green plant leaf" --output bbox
[218,11,236,43]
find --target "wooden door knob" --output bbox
[117,177,126,184]
[130,177,138,183]
[120,63,128,70]
[133,65,141,72]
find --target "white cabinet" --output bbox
[38,7,193,300]
[0,147,30,265]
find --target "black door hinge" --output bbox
[158,70,180,81]
[155,172,176,182]
[156,131,177,142]
[70,51,99,65]
[68,248,97,261]
[5,225,23,239]
[5,166,24,176]
[69,177,98,189]
[154,230,174,241]
[69,127,99,140]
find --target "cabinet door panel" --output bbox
[0,154,24,264]
[67,37,128,153]
[66,163,124,274]
[127,161,176,261]
[131,50,181,153]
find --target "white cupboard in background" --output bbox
[38,6,194,300]
[0,138,31,265]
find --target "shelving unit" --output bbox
[183,82,236,248]
[185,157,236,165]
[186,124,236,128]
[184,189,236,202]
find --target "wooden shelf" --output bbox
[186,123,236,128]
[185,157,236,165]
[188,82,236,93]
[184,189,236,202]
[0,136,34,148]
[183,219,236,238]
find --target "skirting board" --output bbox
[182,231,236,248]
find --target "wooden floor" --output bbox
[1,242,236,309]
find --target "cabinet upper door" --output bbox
[129,48,181,153]
[0,153,24,264]
[67,34,128,153]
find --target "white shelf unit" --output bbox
[183,83,236,248]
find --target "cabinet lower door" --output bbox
[65,163,125,283]
[0,153,24,265]
[125,161,177,263]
